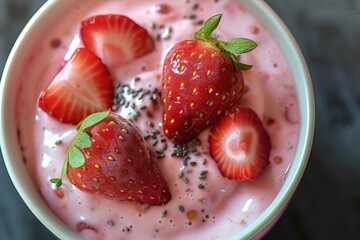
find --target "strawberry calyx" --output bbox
[194,14,257,70]
[50,110,111,187]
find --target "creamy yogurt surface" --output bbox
[16,0,300,239]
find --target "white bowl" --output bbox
[0,0,314,239]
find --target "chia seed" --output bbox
[199,170,208,180]
[161,26,173,40]
[192,3,199,10]
[138,92,145,100]
[178,170,184,179]
[113,82,160,121]
[161,142,168,151]
[146,111,153,118]
[195,19,204,25]
[178,205,185,212]
[147,121,155,128]
[157,153,165,159]
[190,161,197,167]
[149,22,156,30]
[144,89,152,95]
[162,210,168,218]
[152,130,161,135]
[154,33,161,41]
[183,177,190,184]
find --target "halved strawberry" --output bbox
[38,48,114,124]
[80,15,154,67]
[209,106,271,181]
[51,110,171,206]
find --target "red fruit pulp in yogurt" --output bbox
[16,0,300,239]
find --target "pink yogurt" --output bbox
[16,0,300,239]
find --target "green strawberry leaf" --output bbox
[236,62,253,71]
[50,178,62,187]
[69,110,110,168]
[84,130,93,137]
[195,14,222,40]
[231,54,253,70]
[80,110,110,130]
[223,38,258,54]
[74,131,92,148]
[68,145,85,168]
[193,14,257,71]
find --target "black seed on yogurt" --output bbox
[162,210,168,218]
[147,121,155,128]
[178,205,185,212]
[178,170,184,179]
[199,170,208,180]
[146,111,153,118]
[192,3,199,10]
[190,161,197,167]
[195,19,204,25]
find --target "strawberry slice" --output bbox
[38,48,114,124]
[80,15,154,67]
[209,106,271,181]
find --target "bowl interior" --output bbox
[0,0,314,239]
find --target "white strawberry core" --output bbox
[225,127,255,162]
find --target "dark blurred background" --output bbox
[1,0,359,239]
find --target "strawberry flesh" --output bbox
[38,48,114,124]
[209,106,270,181]
[80,15,154,67]
[67,112,171,206]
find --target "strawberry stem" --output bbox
[194,14,257,71]
[49,157,68,187]
[194,14,222,41]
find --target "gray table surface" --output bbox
[1,0,359,239]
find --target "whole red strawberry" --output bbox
[51,111,171,206]
[162,14,257,144]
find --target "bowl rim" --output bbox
[0,1,83,239]
[0,0,315,240]
[232,0,315,239]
